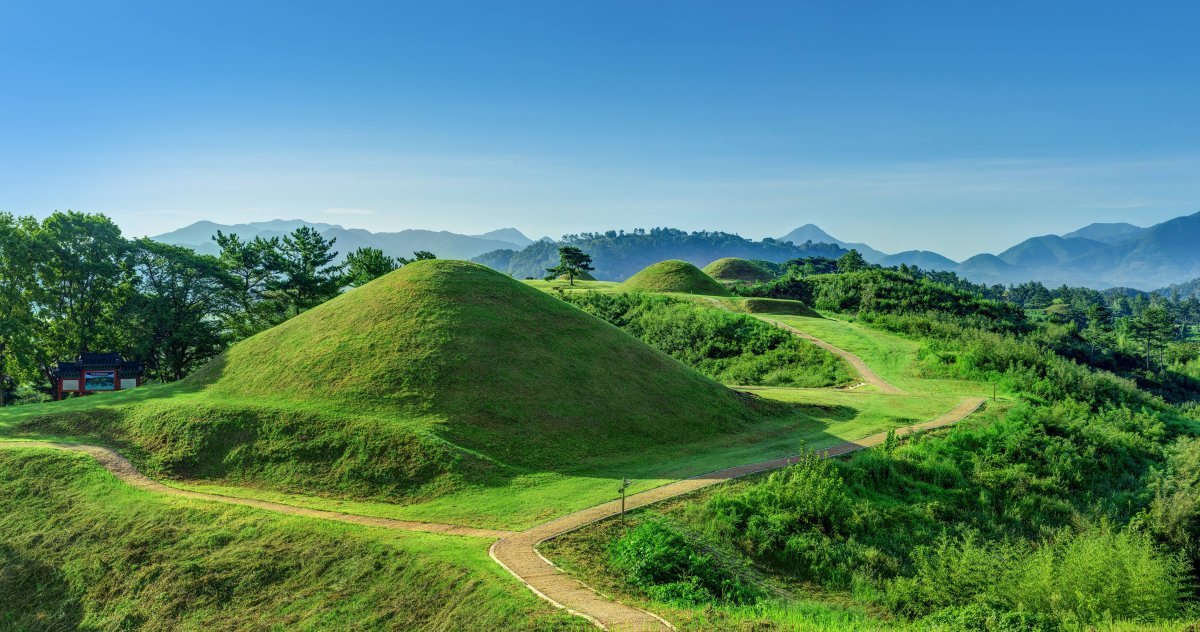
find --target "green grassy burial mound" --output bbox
[702,257,773,283]
[619,260,732,296]
[556,269,596,281]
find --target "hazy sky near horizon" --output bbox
[3,1,1199,259]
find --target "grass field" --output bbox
[762,313,994,399]
[0,448,582,631]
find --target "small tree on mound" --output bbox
[545,246,595,286]
[398,250,437,265]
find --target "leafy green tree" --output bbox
[129,239,237,381]
[344,247,399,287]
[544,246,594,285]
[398,250,437,265]
[31,212,135,387]
[213,230,284,338]
[1081,302,1114,361]
[1131,304,1176,371]
[0,214,39,405]
[274,226,344,314]
[836,249,867,273]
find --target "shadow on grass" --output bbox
[0,544,83,630]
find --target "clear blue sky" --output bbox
[2,1,1198,259]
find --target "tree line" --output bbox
[0,211,430,404]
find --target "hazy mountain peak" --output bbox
[779,224,843,246]
[472,228,533,246]
[1062,222,1145,244]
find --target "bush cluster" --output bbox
[564,292,852,387]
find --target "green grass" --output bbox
[763,313,993,398]
[701,258,773,283]
[620,260,732,297]
[0,448,583,631]
[88,398,932,531]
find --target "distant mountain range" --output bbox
[153,211,1200,291]
[776,212,1200,290]
[153,220,534,261]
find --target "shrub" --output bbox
[564,292,853,387]
[608,519,760,606]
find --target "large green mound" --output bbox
[190,260,755,463]
[702,258,773,283]
[17,260,763,504]
[619,260,732,296]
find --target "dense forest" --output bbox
[472,228,847,280]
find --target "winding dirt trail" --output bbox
[490,396,986,631]
[759,317,902,394]
[0,441,514,539]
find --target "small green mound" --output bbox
[738,298,820,317]
[702,258,773,283]
[557,269,596,281]
[620,260,732,296]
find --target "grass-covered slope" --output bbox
[702,258,773,283]
[0,448,583,631]
[620,260,732,297]
[10,260,761,503]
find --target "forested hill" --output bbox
[472,228,846,280]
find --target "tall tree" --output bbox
[274,226,344,313]
[344,247,399,287]
[544,246,594,286]
[31,212,135,387]
[1131,304,1176,372]
[130,239,237,381]
[836,249,867,273]
[214,231,284,338]
[0,214,38,405]
[1081,302,1115,362]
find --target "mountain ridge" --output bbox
[154,220,531,261]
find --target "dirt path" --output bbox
[696,298,900,394]
[759,317,902,394]
[491,396,986,631]
[0,441,514,539]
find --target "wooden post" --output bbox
[618,478,632,522]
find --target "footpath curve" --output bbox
[490,396,986,631]
[0,441,514,539]
[759,318,902,394]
